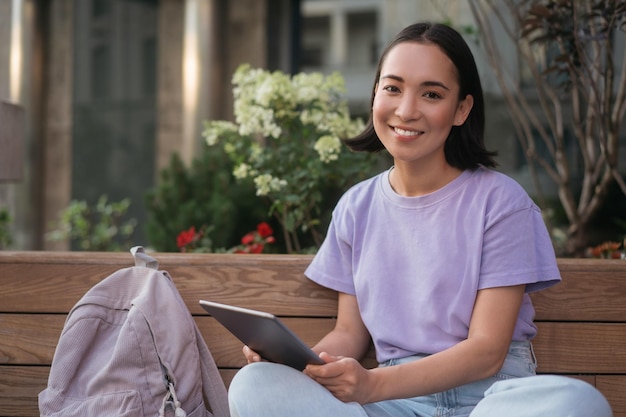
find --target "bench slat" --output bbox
[2,367,624,417]
[531,259,626,322]
[0,264,113,313]
[0,314,337,366]
[533,322,626,374]
[5,314,626,374]
[2,254,626,321]
[0,366,47,417]
[0,253,338,316]
[0,315,63,365]
[0,366,236,417]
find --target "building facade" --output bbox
[0,0,298,249]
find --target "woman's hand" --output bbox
[242,345,262,363]
[304,352,375,404]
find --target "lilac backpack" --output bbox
[38,247,229,417]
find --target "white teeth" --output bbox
[394,127,422,136]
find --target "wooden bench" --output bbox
[1,251,625,417]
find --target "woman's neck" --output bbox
[389,162,462,197]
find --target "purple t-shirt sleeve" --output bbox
[479,205,561,293]
[304,212,356,295]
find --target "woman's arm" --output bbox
[312,292,371,360]
[306,284,525,404]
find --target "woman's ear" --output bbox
[454,94,474,126]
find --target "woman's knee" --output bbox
[229,363,301,417]
[473,375,612,417]
[533,375,612,416]
[228,362,367,417]
[229,362,295,399]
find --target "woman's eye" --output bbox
[424,91,442,99]
[382,85,400,93]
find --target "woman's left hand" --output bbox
[303,352,375,404]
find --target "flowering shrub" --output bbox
[203,64,379,253]
[176,222,275,254]
[145,145,267,253]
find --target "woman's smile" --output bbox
[393,126,424,139]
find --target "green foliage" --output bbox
[47,195,137,251]
[0,207,12,249]
[203,64,380,253]
[144,144,268,252]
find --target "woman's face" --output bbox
[372,41,473,169]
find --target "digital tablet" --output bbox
[199,300,324,371]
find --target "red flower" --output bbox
[257,222,273,238]
[588,240,623,259]
[249,243,264,254]
[241,232,255,245]
[590,246,603,258]
[228,222,275,254]
[177,227,197,249]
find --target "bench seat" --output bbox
[1,252,625,417]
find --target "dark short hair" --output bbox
[344,22,497,169]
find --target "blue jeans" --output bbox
[228,342,612,417]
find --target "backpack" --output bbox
[38,247,230,417]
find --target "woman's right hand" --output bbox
[242,345,262,363]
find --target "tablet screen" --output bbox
[199,300,324,370]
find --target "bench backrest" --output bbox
[1,252,625,417]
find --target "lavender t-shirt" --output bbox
[305,167,560,363]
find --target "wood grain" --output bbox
[597,376,626,417]
[0,366,48,417]
[533,322,626,373]
[0,315,63,364]
[531,259,626,321]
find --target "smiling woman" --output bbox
[227,22,613,417]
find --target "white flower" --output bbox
[233,163,252,179]
[235,102,282,139]
[254,174,287,196]
[314,135,342,163]
[202,121,238,146]
[292,72,324,103]
[255,71,294,108]
[300,109,325,127]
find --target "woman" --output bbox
[228,22,612,417]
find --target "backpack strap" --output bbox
[159,382,187,417]
[130,246,159,270]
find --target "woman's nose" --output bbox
[394,96,420,121]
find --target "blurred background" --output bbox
[1,0,625,254]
